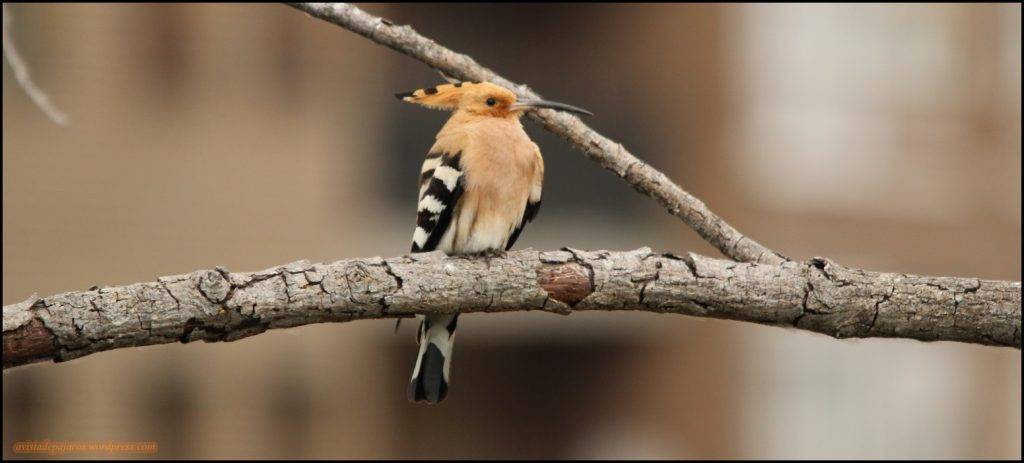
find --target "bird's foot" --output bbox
[479,249,507,259]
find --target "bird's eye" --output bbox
[486,98,496,106]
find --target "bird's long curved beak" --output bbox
[511,98,593,116]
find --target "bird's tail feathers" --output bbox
[408,314,458,404]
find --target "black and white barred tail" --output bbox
[408,313,458,404]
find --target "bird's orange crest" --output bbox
[396,81,517,115]
[395,81,593,118]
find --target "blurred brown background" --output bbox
[3,3,1020,459]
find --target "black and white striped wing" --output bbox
[505,148,543,251]
[411,151,464,253]
[504,199,540,251]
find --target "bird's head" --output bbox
[395,81,591,119]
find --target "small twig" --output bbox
[2,3,70,126]
[287,2,785,265]
[436,69,460,84]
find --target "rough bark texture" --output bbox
[4,249,1019,369]
[288,2,785,265]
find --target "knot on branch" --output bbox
[3,317,56,369]
[537,262,593,308]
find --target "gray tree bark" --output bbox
[4,249,1020,369]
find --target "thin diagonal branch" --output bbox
[287,2,785,265]
[2,3,70,126]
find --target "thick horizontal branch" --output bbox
[4,249,1020,369]
[288,2,785,265]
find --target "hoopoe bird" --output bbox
[396,81,591,404]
